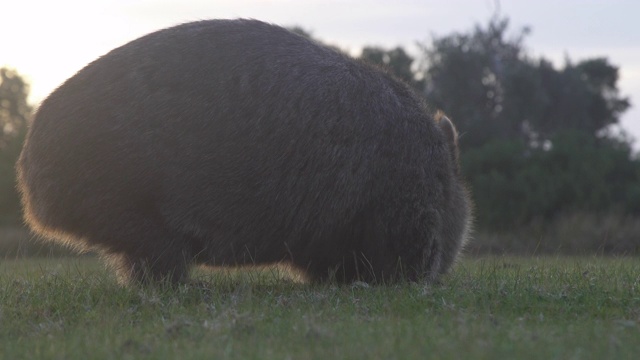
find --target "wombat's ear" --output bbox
[434,111,460,164]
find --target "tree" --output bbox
[534,58,630,139]
[0,68,30,148]
[0,68,31,224]
[287,26,314,39]
[417,16,637,233]
[359,46,424,90]
[420,17,630,150]
[420,18,531,148]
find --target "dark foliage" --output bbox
[0,68,30,225]
[420,18,630,151]
[463,132,640,231]
[359,46,425,90]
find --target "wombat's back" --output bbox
[17,19,471,284]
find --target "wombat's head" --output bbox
[434,111,460,168]
[430,111,472,278]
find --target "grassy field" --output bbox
[1,255,639,359]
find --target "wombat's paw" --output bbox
[107,252,191,287]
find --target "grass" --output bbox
[1,256,639,359]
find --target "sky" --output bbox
[2,0,640,145]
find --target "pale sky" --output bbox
[2,0,639,145]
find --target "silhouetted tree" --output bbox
[534,58,630,139]
[0,68,31,224]
[0,68,30,148]
[287,26,314,39]
[418,17,636,233]
[420,17,630,150]
[359,46,424,90]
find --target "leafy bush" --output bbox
[0,68,30,225]
[463,132,640,232]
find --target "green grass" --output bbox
[1,256,639,359]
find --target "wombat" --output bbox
[17,19,471,285]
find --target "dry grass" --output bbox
[469,212,640,256]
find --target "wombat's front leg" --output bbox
[102,229,193,286]
[106,249,190,286]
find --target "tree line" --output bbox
[357,17,638,234]
[1,17,638,249]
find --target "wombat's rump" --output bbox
[17,19,471,285]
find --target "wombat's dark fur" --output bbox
[17,19,471,285]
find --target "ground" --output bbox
[1,255,639,359]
